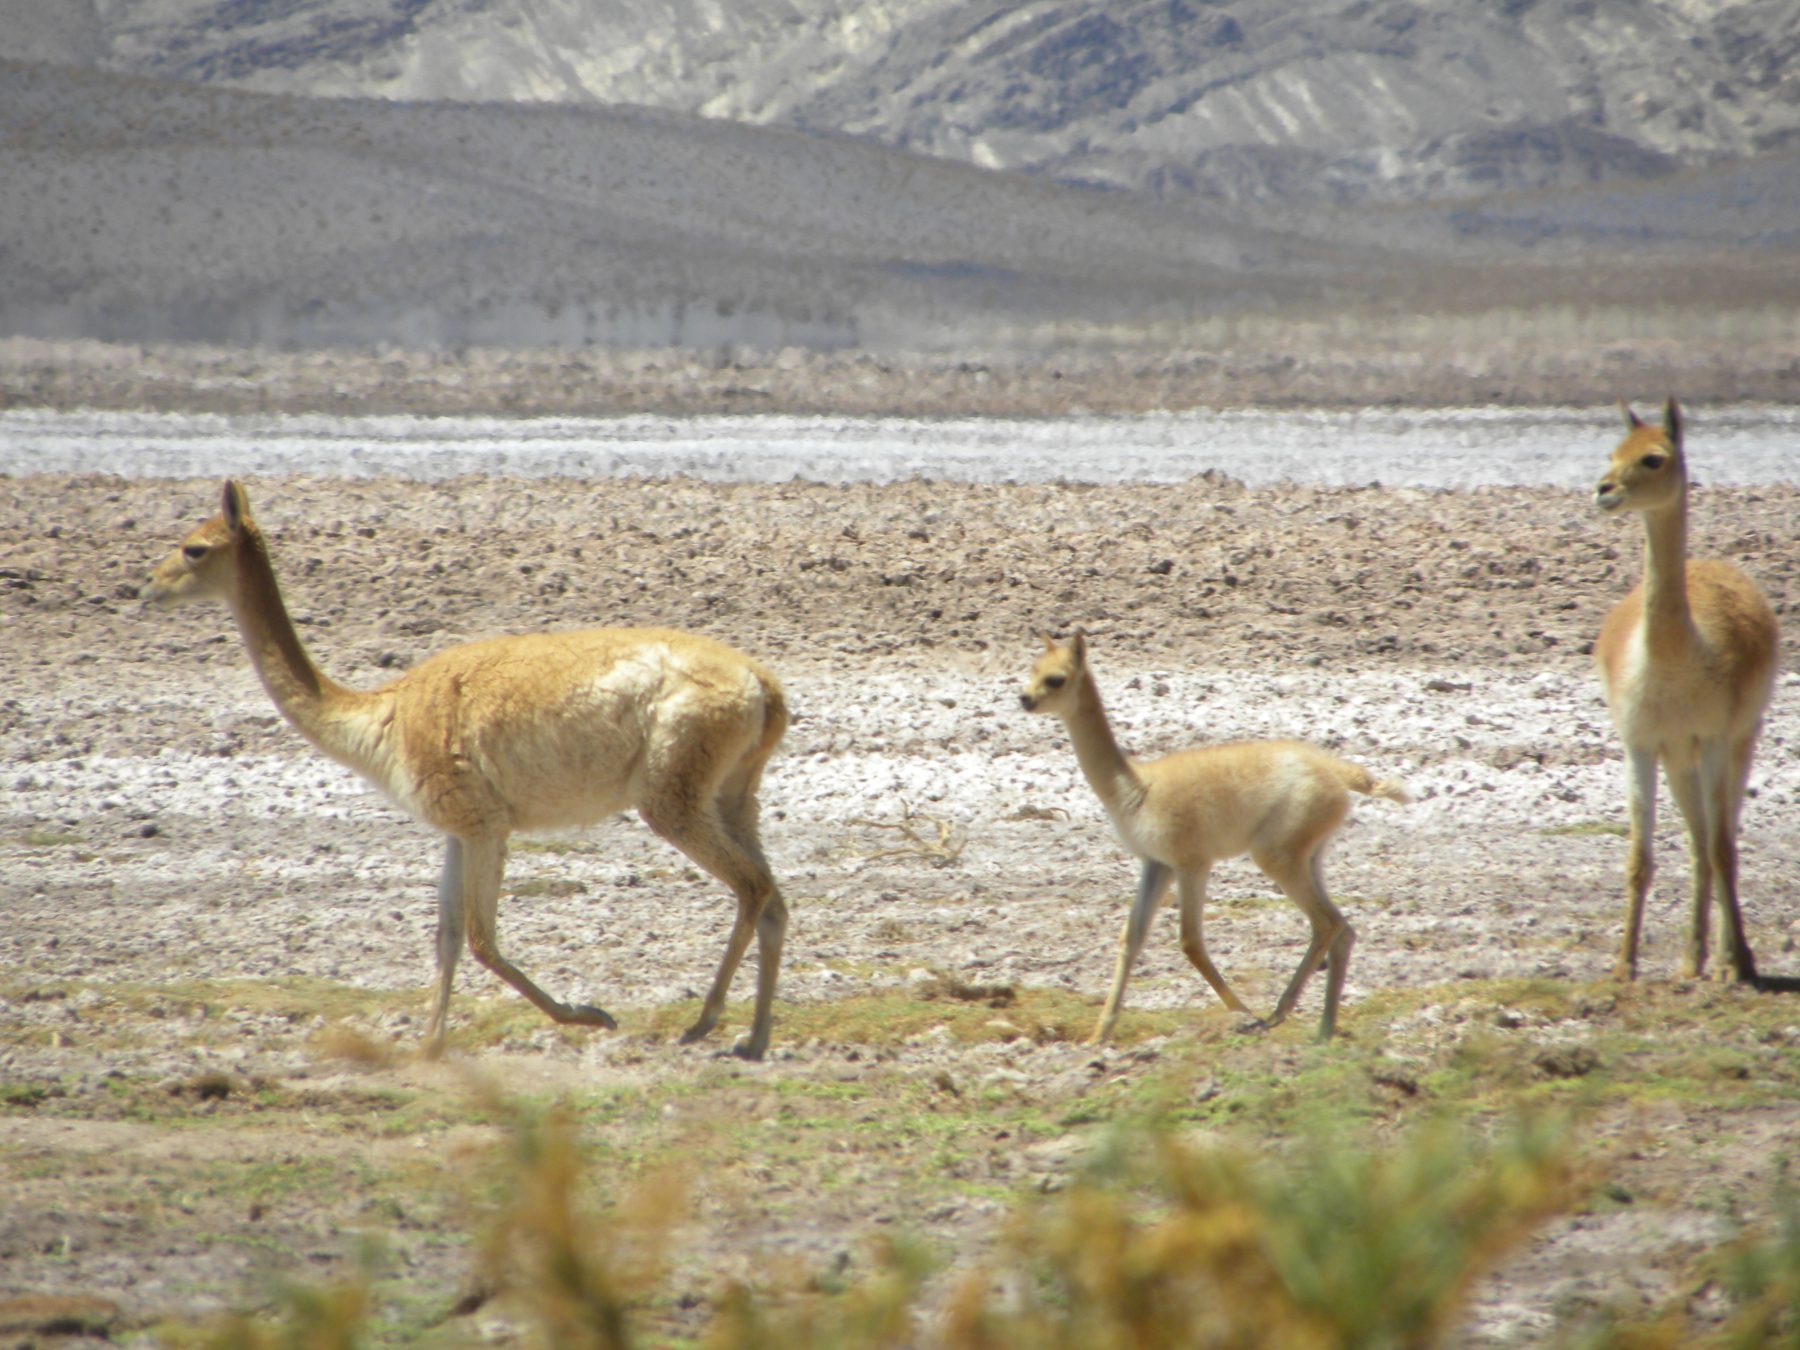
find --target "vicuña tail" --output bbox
[1335,759,1411,804]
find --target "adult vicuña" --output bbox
[144,480,791,1059]
[1593,399,1779,984]
[1019,631,1406,1042]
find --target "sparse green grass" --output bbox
[14,828,82,848]
[8,967,1800,1345]
[0,1081,55,1108]
[95,975,409,1027]
[638,982,1120,1051]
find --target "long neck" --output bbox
[1638,484,1694,644]
[1058,672,1147,818]
[227,529,373,764]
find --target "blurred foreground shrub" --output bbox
[938,1114,1577,1350]
[475,1102,682,1348]
[192,1106,1800,1348]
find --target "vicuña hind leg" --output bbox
[718,769,788,1061]
[1725,730,1761,982]
[1257,847,1354,1041]
[1313,853,1356,1040]
[1091,860,1173,1044]
[1702,738,1757,984]
[455,834,618,1046]
[1175,864,1250,1014]
[641,791,784,1061]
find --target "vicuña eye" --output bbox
[1640,453,1667,469]
[183,544,208,561]
[1045,674,1067,689]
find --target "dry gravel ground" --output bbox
[2,465,1799,1343]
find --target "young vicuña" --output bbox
[144,480,791,1059]
[1593,399,1779,984]
[1019,631,1406,1042]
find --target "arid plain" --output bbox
[2,349,1799,1344]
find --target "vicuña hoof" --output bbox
[568,1003,618,1030]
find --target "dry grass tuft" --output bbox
[847,801,968,865]
[307,1022,397,1067]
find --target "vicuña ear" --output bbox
[1070,627,1088,664]
[221,480,251,535]
[1662,397,1683,448]
[1618,401,1643,430]
[1040,632,1057,653]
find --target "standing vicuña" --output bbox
[145,480,791,1059]
[1019,632,1407,1042]
[1593,399,1779,984]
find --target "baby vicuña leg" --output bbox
[1258,846,1355,1041]
[1091,860,1173,1044]
[1175,862,1250,1014]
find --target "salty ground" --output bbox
[2,405,1798,1344]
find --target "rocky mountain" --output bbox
[16,0,1800,213]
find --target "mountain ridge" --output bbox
[1,0,1796,355]
[26,0,1800,215]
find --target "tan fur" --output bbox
[1593,399,1780,983]
[144,480,791,1059]
[1019,631,1406,1042]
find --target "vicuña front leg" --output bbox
[1664,759,1715,979]
[1091,860,1172,1044]
[443,835,617,1054]
[424,839,468,1058]
[1616,748,1658,982]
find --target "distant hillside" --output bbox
[0,59,1348,351]
[14,0,1800,217]
[2,0,1797,357]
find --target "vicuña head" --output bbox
[1596,398,1688,518]
[146,479,792,1060]
[1592,399,1779,985]
[1021,630,1407,1042]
